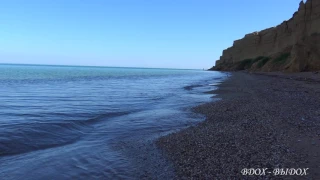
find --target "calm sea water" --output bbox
[0,64,227,179]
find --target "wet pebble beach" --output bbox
[157,72,320,179]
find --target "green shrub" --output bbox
[273,53,290,64]
[237,58,253,70]
[257,57,270,68]
[235,56,272,70]
[252,56,265,63]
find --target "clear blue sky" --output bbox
[0,0,304,69]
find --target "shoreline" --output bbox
[157,71,320,178]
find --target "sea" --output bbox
[0,64,228,179]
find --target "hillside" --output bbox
[211,0,320,72]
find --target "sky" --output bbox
[0,0,305,69]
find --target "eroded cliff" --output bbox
[211,0,320,72]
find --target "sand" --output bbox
[157,71,320,179]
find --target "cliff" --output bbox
[211,0,320,72]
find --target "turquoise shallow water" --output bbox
[0,64,227,179]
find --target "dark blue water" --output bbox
[0,64,227,179]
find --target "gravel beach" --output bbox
[157,72,320,179]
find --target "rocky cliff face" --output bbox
[212,0,320,72]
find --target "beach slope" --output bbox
[157,72,320,178]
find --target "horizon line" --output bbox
[0,63,207,71]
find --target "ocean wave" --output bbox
[183,84,204,91]
[0,111,132,157]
